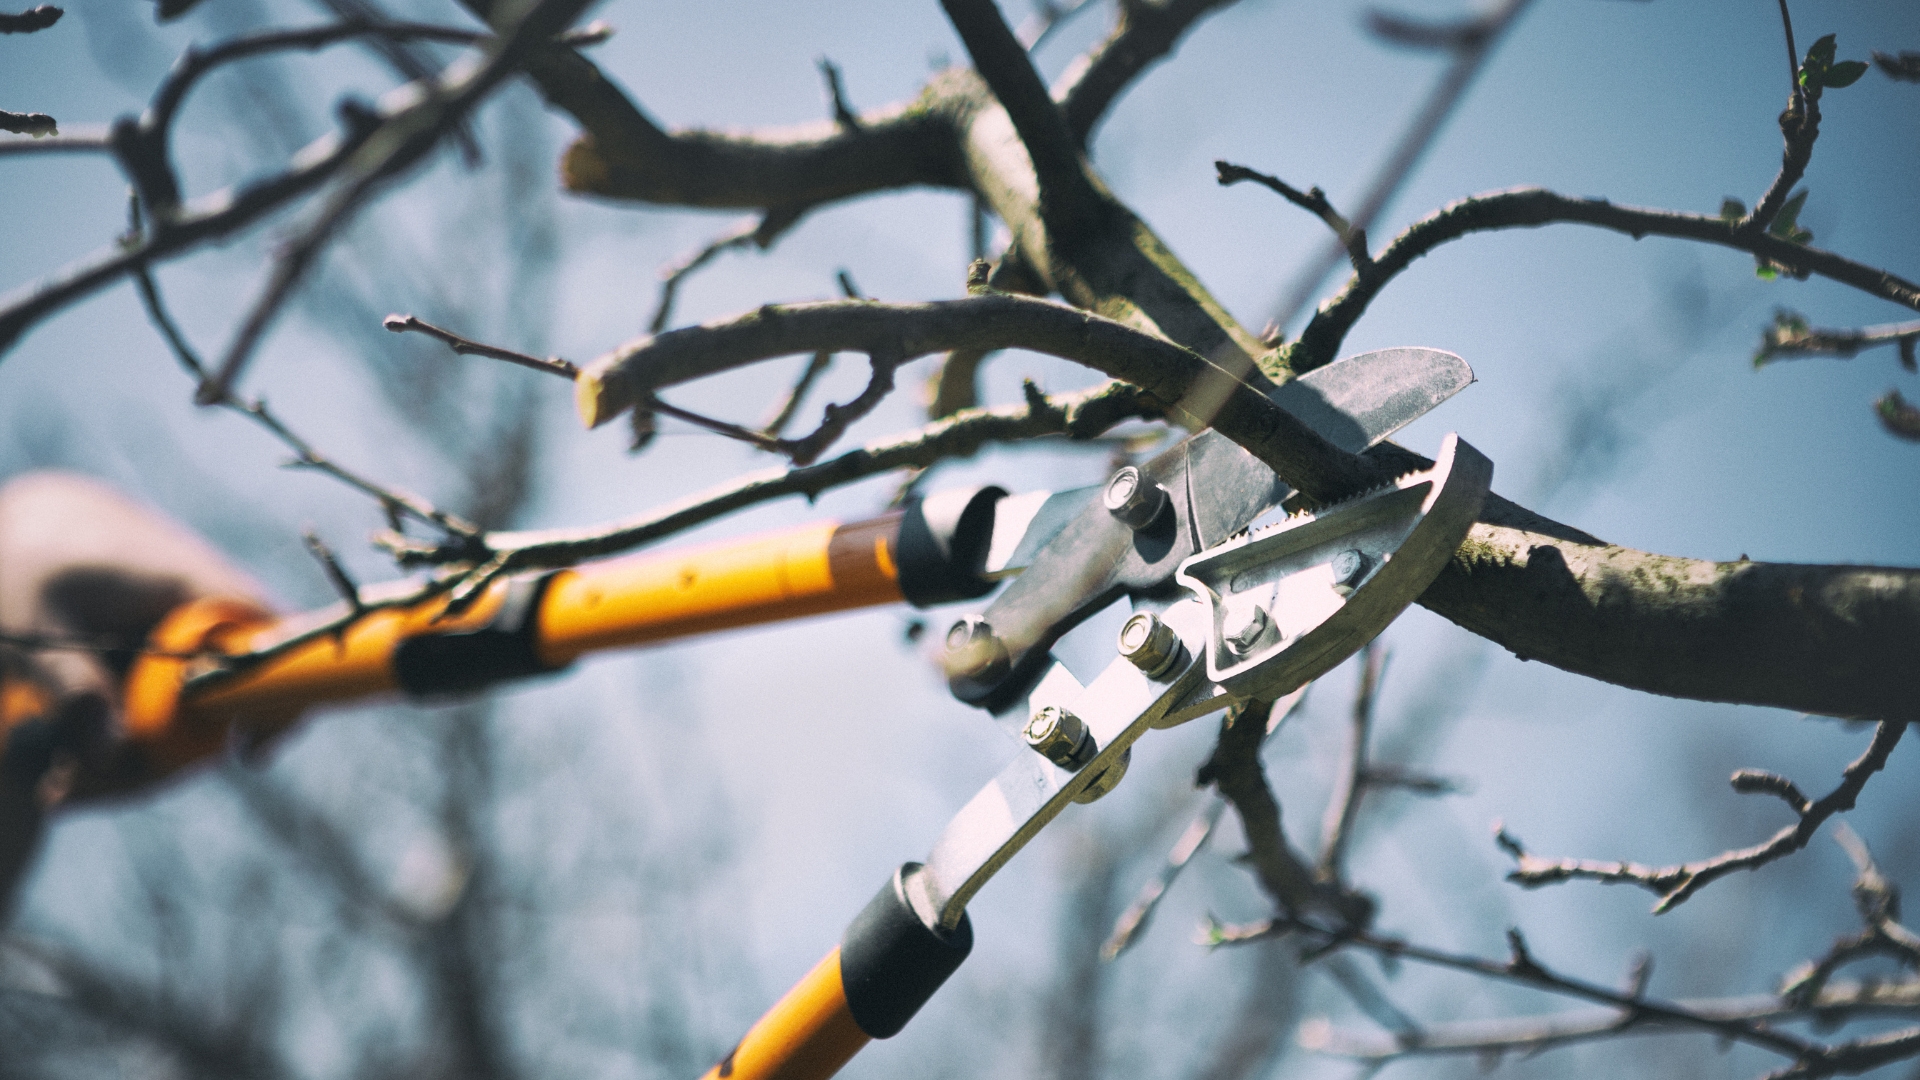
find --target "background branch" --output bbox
[1497,720,1909,912]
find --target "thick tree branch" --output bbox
[577,295,1378,498]
[1497,721,1909,911]
[1291,187,1920,374]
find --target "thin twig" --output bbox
[817,58,861,132]
[1301,979,1920,1065]
[1739,1,1819,238]
[301,531,366,615]
[1217,161,1370,273]
[1290,187,1920,373]
[1103,688,1309,960]
[1754,311,1920,371]
[0,110,56,137]
[383,314,579,378]
[758,352,832,438]
[196,0,597,404]
[1317,644,1384,882]
[127,201,481,544]
[647,207,805,334]
[1498,720,1909,913]
[0,631,203,661]
[1208,920,1818,1061]
[385,379,1158,569]
[1266,0,1533,333]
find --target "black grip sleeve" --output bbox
[392,572,569,696]
[895,488,1004,608]
[839,863,973,1039]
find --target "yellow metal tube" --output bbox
[699,949,870,1080]
[119,515,905,775]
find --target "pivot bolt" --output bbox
[1117,611,1184,679]
[945,615,1009,683]
[1023,705,1095,770]
[1221,603,1276,658]
[1103,466,1169,530]
[1330,548,1370,596]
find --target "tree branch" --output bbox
[1755,310,1920,371]
[1217,160,1370,273]
[1055,0,1240,146]
[1316,644,1383,882]
[1497,720,1909,912]
[1291,187,1920,374]
[383,313,579,378]
[0,4,60,33]
[1301,979,1920,1065]
[197,0,598,404]
[388,379,1159,569]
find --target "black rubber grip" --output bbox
[895,488,1004,608]
[392,572,569,696]
[840,863,973,1039]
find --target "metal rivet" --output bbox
[1103,466,1169,530]
[1221,603,1275,658]
[1117,611,1184,679]
[1023,705,1094,769]
[1330,548,1370,596]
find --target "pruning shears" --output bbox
[698,355,1491,1080]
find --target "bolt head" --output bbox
[1103,466,1169,530]
[1117,611,1183,678]
[1024,705,1091,768]
[944,616,1008,682]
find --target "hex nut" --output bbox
[1221,603,1276,658]
[1102,466,1169,530]
[1330,548,1370,596]
[1117,611,1184,679]
[1023,705,1094,769]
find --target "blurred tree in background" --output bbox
[0,1,1916,1078]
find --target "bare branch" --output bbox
[1291,187,1920,375]
[1302,978,1920,1065]
[578,294,1379,498]
[1498,720,1909,912]
[1755,310,1920,370]
[816,57,861,132]
[1056,0,1241,146]
[1104,689,1309,960]
[647,208,805,334]
[941,0,1101,225]
[0,4,60,33]
[0,124,110,155]
[1317,644,1384,882]
[758,352,832,438]
[0,110,56,137]
[383,313,579,378]
[1208,919,1819,1061]
[198,0,598,404]
[392,379,1160,569]
[123,224,481,547]
[301,530,366,615]
[1216,161,1370,273]
[1267,0,1533,333]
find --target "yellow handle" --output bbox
[120,515,904,775]
[700,949,870,1080]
